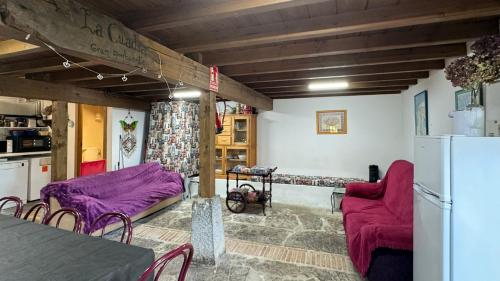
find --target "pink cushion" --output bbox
[340,196,386,218]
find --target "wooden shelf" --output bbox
[0,127,49,130]
[0,151,51,158]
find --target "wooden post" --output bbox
[51,101,68,182]
[198,91,216,198]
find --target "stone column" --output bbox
[191,196,225,264]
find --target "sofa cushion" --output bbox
[344,212,412,276]
[340,196,387,218]
[381,160,414,224]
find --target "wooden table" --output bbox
[0,214,154,281]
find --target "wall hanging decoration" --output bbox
[119,110,138,159]
[316,110,347,134]
[146,101,200,175]
[414,90,429,136]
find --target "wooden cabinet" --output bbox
[215,114,256,179]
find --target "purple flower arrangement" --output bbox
[445,35,500,104]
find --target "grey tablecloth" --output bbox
[0,214,154,281]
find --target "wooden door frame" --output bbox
[75,104,107,177]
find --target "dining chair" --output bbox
[23,202,50,224]
[89,211,133,244]
[0,196,23,218]
[138,243,194,281]
[44,208,83,233]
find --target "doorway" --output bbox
[76,104,107,176]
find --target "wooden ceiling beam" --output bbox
[0,0,272,110]
[260,85,409,94]
[0,76,150,110]
[25,65,126,82]
[221,44,466,76]
[271,91,402,99]
[245,72,429,88]
[130,0,330,32]
[267,88,407,96]
[0,39,41,59]
[106,82,174,93]
[236,60,444,83]
[202,19,498,66]
[176,0,500,53]
[0,55,94,75]
[72,76,158,88]
[252,79,419,90]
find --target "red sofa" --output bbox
[340,160,413,277]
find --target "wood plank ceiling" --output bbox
[1,0,499,101]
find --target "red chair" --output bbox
[44,208,83,233]
[89,212,133,244]
[23,202,50,224]
[138,243,194,281]
[0,196,23,218]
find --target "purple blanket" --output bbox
[41,162,183,234]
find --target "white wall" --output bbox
[106,108,146,171]
[257,94,405,179]
[401,60,500,161]
[0,97,38,115]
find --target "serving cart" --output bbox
[225,167,277,215]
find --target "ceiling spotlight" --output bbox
[62,60,71,68]
[142,68,147,73]
[172,90,202,99]
[308,81,349,91]
[122,75,128,82]
[25,34,31,41]
[97,74,104,80]
[178,81,184,86]
[157,74,162,79]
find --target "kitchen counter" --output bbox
[0,151,51,159]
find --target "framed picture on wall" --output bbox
[414,90,429,136]
[455,86,484,111]
[316,110,347,134]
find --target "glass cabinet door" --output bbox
[215,147,224,174]
[226,147,248,170]
[233,116,249,145]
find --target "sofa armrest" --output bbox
[345,182,384,199]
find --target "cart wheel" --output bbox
[238,183,256,192]
[226,191,247,213]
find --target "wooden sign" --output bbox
[209,66,219,92]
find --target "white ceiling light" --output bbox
[308,81,349,91]
[172,90,202,99]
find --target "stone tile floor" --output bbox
[107,198,363,281]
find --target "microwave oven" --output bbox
[8,136,51,152]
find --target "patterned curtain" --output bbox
[146,101,200,175]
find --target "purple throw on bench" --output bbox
[41,162,184,234]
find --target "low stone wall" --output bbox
[250,174,365,188]
[187,179,360,210]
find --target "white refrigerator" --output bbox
[414,136,500,281]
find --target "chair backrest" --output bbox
[381,160,414,223]
[23,202,50,224]
[44,208,83,233]
[0,196,23,218]
[89,212,132,244]
[138,243,194,281]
